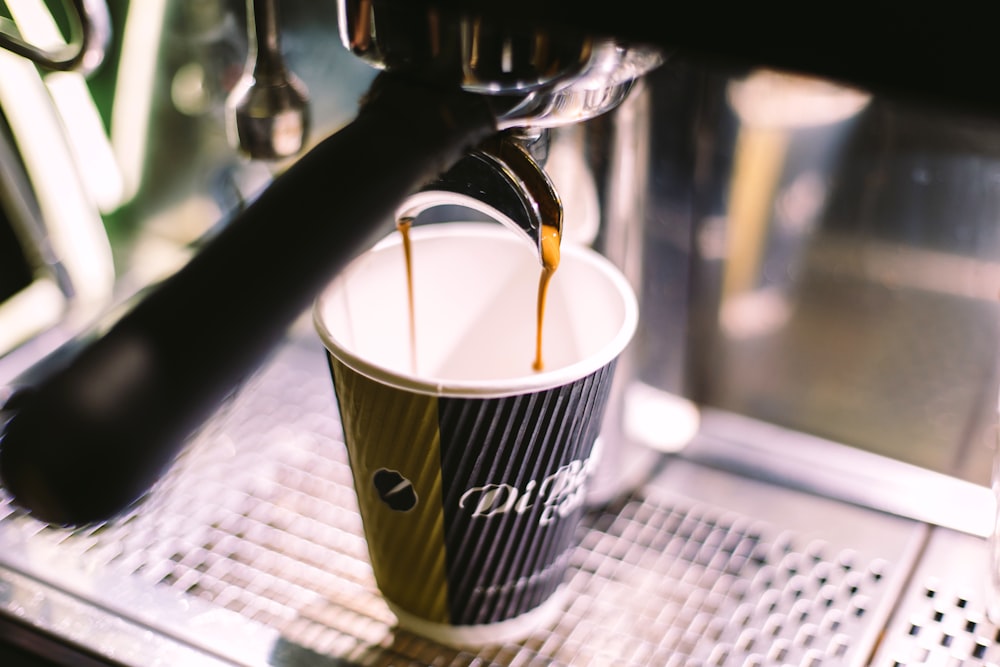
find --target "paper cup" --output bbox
[314,222,637,646]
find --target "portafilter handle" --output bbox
[0,71,498,527]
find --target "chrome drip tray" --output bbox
[0,332,993,666]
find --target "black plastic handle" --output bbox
[0,72,497,526]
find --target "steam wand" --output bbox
[227,0,310,160]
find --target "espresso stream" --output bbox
[397,217,418,373]
[395,221,561,375]
[533,223,561,371]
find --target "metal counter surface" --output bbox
[0,330,993,666]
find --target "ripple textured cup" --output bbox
[314,223,637,646]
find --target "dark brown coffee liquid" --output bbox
[396,217,417,374]
[532,223,561,372]
[397,220,561,374]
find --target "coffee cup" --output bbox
[313,222,637,646]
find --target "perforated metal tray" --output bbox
[0,332,995,666]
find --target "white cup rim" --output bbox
[314,223,638,398]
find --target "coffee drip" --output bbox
[392,130,563,377]
[395,217,418,374]
[395,218,562,376]
[533,223,562,371]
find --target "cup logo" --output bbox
[457,457,593,526]
[372,468,418,512]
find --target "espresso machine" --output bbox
[2,1,1000,665]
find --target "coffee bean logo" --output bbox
[372,468,418,511]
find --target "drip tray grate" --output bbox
[0,335,978,666]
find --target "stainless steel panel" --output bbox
[688,409,995,538]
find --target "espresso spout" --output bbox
[397,132,563,262]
